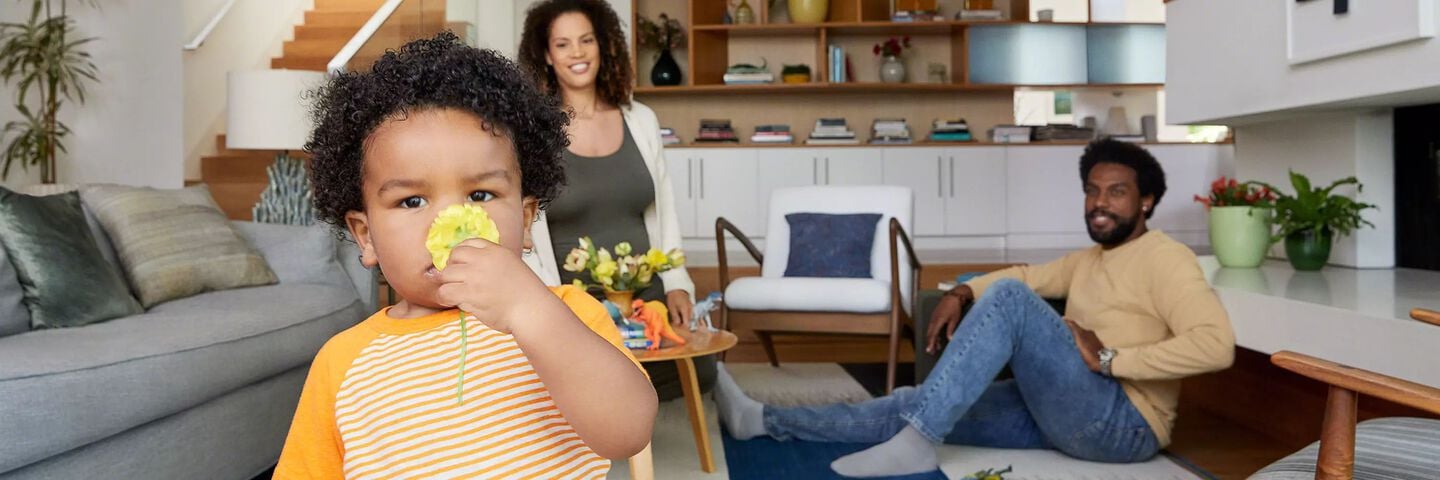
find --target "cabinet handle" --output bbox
[812,157,818,184]
[687,158,694,199]
[949,157,956,198]
[699,157,705,199]
[825,158,831,184]
[937,156,943,197]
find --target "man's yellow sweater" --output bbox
[964,230,1235,446]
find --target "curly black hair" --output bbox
[1078,137,1167,219]
[518,0,632,108]
[305,31,570,229]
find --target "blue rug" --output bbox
[721,428,947,480]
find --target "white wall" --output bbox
[1234,111,1395,268]
[183,0,311,181]
[1167,0,1440,125]
[0,0,185,189]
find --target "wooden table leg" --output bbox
[677,357,716,473]
[627,441,654,480]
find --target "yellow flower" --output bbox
[644,249,670,269]
[572,279,586,289]
[615,241,633,256]
[593,259,618,283]
[597,248,613,264]
[578,236,594,252]
[668,249,686,267]
[637,265,654,285]
[425,204,500,270]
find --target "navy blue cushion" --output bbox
[783,213,882,278]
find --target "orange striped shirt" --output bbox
[274,285,643,479]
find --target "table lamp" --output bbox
[226,69,327,225]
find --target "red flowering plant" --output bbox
[873,36,912,58]
[1194,176,1276,209]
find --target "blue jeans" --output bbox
[762,279,1160,463]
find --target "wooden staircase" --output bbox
[201,0,428,220]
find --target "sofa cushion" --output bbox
[0,188,143,328]
[725,276,891,313]
[0,283,366,473]
[783,213,882,279]
[80,184,278,308]
[231,222,346,287]
[0,237,28,337]
[1251,417,1440,480]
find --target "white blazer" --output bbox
[525,101,696,300]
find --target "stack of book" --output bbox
[660,127,682,145]
[618,323,652,349]
[892,9,942,21]
[827,45,849,83]
[1033,124,1095,142]
[989,125,1033,143]
[806,118,859,145]
[723,71,774,85]
[929,119,974,142]
[751,124,794,144]
[696,119,739,143]
[869,118,913,144]
[956,9,1005,20]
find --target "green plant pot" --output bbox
[1284,228,1333,271]
[1208,206,1272,268]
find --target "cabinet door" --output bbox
[664,149,698,237]
[1006,146,1088,234]
[696,149,761,238]
[756,149,821,229]
[817,148,884,186]
[944,147,1008,235]
[881,147,947,236]
[1145,145,1227,233]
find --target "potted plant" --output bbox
[781,63,811,84]
[872,36,911,83]
[1194,177,1275,268]
[0,0,99,184]
[1256,171,1376,271]
[637,13,686,87]
[563,237,685,316]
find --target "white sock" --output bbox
[830,425,938,478]
[712,363,766,440]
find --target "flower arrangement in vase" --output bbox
[1194,177,1275,268]
[637,13,687,86]
[563,237,685,316]
[873,36,911,83]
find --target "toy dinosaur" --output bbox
[631,300,686,350]
[691,292,722,332]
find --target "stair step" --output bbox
[283,38,352,58]
[271,56,330,71]
[314,0,387,10]
[304,10,376,27]
[294,25,363,41]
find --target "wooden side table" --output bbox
[630,329,738,473]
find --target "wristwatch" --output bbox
[1098,348,1117,377]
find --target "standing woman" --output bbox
[519,0,714,400]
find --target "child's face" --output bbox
[346,108,538,310]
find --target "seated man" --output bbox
[714,138,1236,477]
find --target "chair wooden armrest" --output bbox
[714,217,763,326]
[1270,350,1440,480]
[888,218,923,325]
[1412,308,1440,327]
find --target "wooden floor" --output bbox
[1169,403,1298,479]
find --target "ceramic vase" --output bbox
[1208,206,1271,268]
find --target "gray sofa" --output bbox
[0,219,376,479]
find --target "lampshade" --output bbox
[226,69,327,150]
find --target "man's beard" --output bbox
[1086,209,1140,247]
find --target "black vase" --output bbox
[651,49,682,87]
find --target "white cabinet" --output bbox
[881,146,1006,236]
[1005,146,1088,234]
[1146,145,1228,233]
[757,148,885,232]
[694,149,761,238]
[820,148,884,186]
[664,150,698,237]
[943,147,1008,235]
[881,147,948,236]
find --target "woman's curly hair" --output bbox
[305,31,570,229]
[517,0,632,108]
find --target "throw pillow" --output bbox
[783,213,882,278]
[80,184,278,308]
[0,188,143,328]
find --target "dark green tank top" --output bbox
[547,124,666,302]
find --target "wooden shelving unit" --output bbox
[635,82,1163,95]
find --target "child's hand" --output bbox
[434,238,549,334]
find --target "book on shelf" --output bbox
[660,127,683,145]
[828,45,849,83]
[957,9,1005,20]
[755,124,791,133]
[751,135,795,144]
[697,118,739,142]
[869,136,914,145]
[1033,124,1096,142]
[893,9,942,22]
[870,118,912,144]
[723,72,775,84]
[804,137,861,145]
[928,131,974,142]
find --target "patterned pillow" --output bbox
[783,213,882,278]
[80,184,277,307]
[0,187,143,328]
